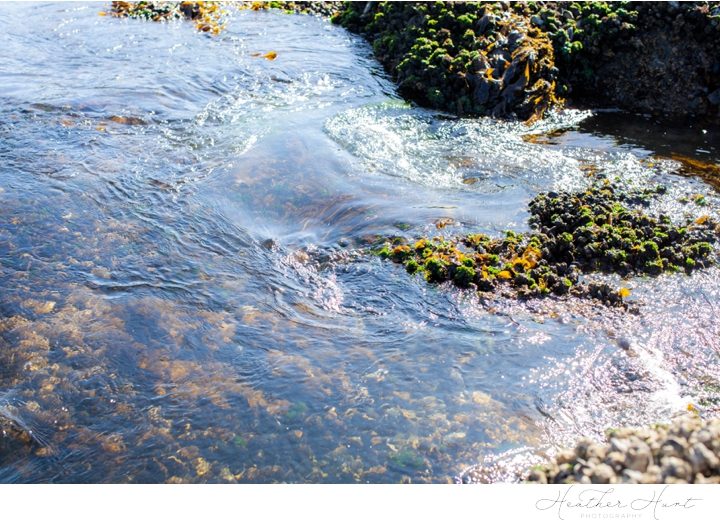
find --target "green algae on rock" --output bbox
[333,1,562,122]
[375,182,719,305]
[527,182,718,276]
[110,1,228,34]
[519,1,639,98]
[239,1,342,17]
[109,1,341,29]
[567,2,720,121]
[334,2,720,122]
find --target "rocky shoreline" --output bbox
[108,2,720,122]
[333,1,720,123]
[526,414,720,484]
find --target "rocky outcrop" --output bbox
[333,2,720,122]
[527,415,720,484]
[564,2,720,121]
[108,2,720,121]
[333,2,563,121]
[375,181,719,305]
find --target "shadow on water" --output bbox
[578,110,720,163]
[0,3,719,483]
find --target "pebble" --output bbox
[527,415,720,484]
[590,463,616,484]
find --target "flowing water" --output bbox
[1,3,719,483]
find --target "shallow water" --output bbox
[1,3,719,483]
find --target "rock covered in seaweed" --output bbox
[242,1,343,18]
[333,2,562,121]
[566,1,720,121]
[517,1,640,99]
[110,1,342,28]
[528,182,718,276]
[375,181,719,306]
[334,2,720,122]
[110,1,228,34]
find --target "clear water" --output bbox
[1,3,719,483]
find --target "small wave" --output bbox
[325,103,593,192]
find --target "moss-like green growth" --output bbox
[375,181,719,305]
[240,1,342,17]
[453,264,476,288]
[333,1,562,121]
[424,257,448,283]
[693,194,708,206]
[390,244,412,262]
[110,1,228,34]
[521,2,639,96]
[331,2,670,120]
[405,259,421,274]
